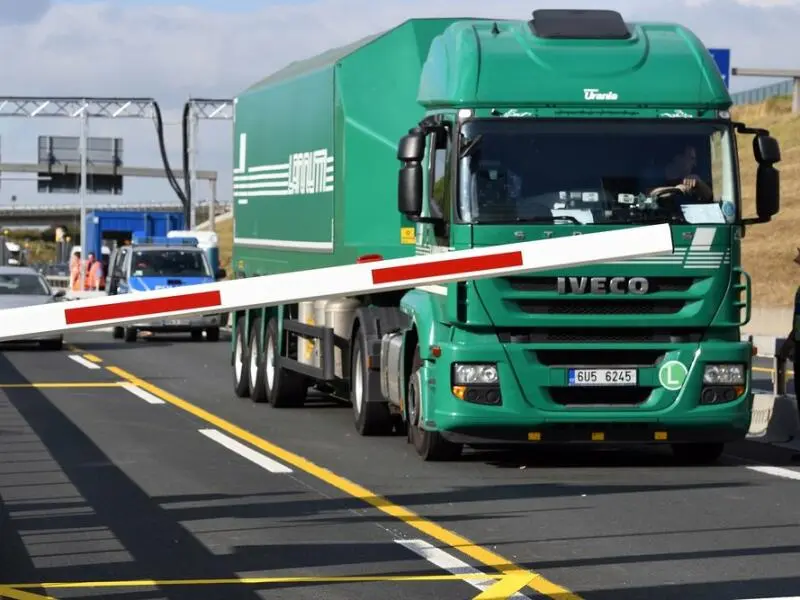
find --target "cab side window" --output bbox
[428,125,452,243]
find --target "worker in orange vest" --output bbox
[86,252,106,290]
[70,251,83,291]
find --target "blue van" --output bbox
[105,233,226,342]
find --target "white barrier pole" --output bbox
[0,223,673,342]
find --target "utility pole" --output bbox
[79,106,88,291]
[185,98,233,230]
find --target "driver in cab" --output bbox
[647,145,713,202]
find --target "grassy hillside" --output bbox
[734,96,800,307]
[216,96,800,307]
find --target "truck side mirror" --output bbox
[398,162,423,217]
[756,163,779,220]
[754,134,781,165]
[397,131,425,217]
[397,132,425,162]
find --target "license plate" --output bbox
[568,368,637,386]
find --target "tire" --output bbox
[671,442,725,465]
[191,330,203,341]
[112,327,123,339]
[206,327,220,342]
[39,337,63,351]
[247,317,268,403]
[406,345,462,461]
[350,328,393,436]
[263,317,307,408]
[123,327,137,343]
[232,319,250,398]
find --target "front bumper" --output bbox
[420,338,753,444]
[129,314,220,331]
[0,333,62,344]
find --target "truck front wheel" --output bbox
[407,346,462,461]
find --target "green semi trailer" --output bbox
[228,9,782,462]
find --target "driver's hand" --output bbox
[682,175,699,190]
[683,175,712,199]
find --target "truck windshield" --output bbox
[130,249,211,278]
[456,119,737,226]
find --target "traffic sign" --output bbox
[708,48,731,89]
[0,223,674,342]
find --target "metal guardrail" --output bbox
[730,80,794,106]
[45,275,105,298]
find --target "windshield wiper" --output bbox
[612,213,686,225]
[459,134,483,159]
[475,215,582,225]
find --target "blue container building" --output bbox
[83,210,185,261]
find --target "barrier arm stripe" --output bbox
[0,223,673,342]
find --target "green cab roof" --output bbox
[417,16,730,110]
[241,11,729,111]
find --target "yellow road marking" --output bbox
[473,572,537,599]
[0,383,124,389]
[0,586,54,599]
[81,354,103,363]
[9,573,503,590]
[92,362,580,600]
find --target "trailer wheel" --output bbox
[350,327,392,436]
[232,319,250,398]
[123,327,137,343]
[670,442,725,465]
[247,317,268,403]
[264,317,307,408]
[407,345,462,461]
[112,326,123,339]
[206,327,220,342]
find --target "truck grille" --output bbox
[504,276,697,293]
[497,328,704,343]
[532,349,665,367]
[513,300,685,315]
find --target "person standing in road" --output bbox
[70,250,82,291]
[87,252,105,290]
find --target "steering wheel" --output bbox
[650,186,687,201]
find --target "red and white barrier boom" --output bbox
[0,224,673,342]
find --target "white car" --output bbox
[0,265,65,350]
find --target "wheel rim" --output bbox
[408,376,419,428]
[353,346,363,415]
[234,331,244,382]
[249,334,258,389]
[265,333,275,390]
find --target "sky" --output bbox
[0,0,797,213]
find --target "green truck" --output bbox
[228,9,782,462]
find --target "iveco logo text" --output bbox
[583,88,618,101]
[556,276,649,295]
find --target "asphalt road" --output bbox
[0,331,799,600]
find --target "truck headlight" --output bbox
[703,364,745,385]
[453,363,499,385]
